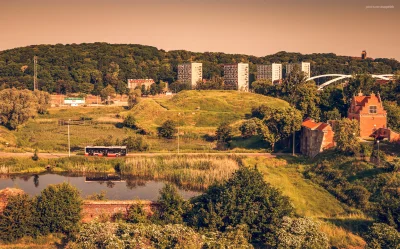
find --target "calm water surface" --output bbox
[0,173,201,201]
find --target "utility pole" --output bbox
[178,113,180,154]
[34,56,38,90]
[377,140,380,167]
[68,119,71,157]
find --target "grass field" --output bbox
[0,91,287,153]
[242,156,369,248]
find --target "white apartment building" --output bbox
[286,62,311,78]
[256,63,282,83]
[177,62,203,88]
[223,63,249,91]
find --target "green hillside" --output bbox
[126,90,290,133]
[0,43,398,93]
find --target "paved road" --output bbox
[0,151,284,158]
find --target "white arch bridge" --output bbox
[305,74,395,90]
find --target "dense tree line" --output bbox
[0,43,398,95]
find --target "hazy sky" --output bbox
[1,0,399,60]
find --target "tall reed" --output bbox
[124,155,239,190]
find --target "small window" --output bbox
[369,106,377,114]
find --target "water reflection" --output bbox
[0,173,201,201]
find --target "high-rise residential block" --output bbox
[223,63,249,91]
[177,62,202,88]
[256,63,282,83]
[286,62,311,78]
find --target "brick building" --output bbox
[127,79,155,90]
[348,92,387,138]
[300,118,335,158]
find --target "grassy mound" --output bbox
[128,90,289,133]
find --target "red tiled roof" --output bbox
[302,119,319,129]
[302,118,331,131]
[316,123,330,131]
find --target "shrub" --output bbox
[239,119,259,138]
[269,216,329,249]
[70,222,253,248]
[32,149,39,161]
[35,183,82,235]
[126,204,148,224]
[123,114,137,129]
[365,223,400,249]
[344,185,371,209]
[158,120,177,139]
[0,194,36,242]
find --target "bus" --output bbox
[84,146,127,157]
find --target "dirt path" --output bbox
[0,151,284,158]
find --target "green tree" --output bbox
[0,88,39,129]
[158,120,177,139]
[252,79,272,95]
[334,118,360,155]
[100,84,116,101]
[35,183,82,235]
[252,105,302,151]
[323,108,341,122]
[122,135,150,152]
[0,194,36,242]
[155,184,187,224]
[186,167,294,244]
[127,88,142,109]
[33,90,51,114]
[383,101,400,132]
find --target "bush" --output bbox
[35,183,82,235]
[32,149,39,161]
[0,194,36,242]
[158,120,177,139]
[186,167,294,244]
[126,204,148,224]
[269,217,329,249]
[70,222,253,249]
[365,223,400,249]
[344,185,371,209]
[239,119,259,138]
[123,114,137,129]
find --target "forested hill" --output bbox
[0,42,399,94]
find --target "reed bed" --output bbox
[124,155,239,190]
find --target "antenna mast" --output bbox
[34,56,38,90]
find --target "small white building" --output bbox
[64,97,85,106]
